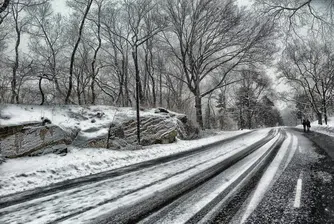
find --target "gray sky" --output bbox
[51,0,68,14]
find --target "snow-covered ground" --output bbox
[0,104,167,139]
[0,129,250,197]
[297,117,334,138]
[0,129,272,224]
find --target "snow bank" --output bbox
[0,128,249,197]
[0,104,158,134]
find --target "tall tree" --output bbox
[65,0,94,104]
[278,39,334,125]
[163,0,277,128]
[27,2,66,104]
[102,0,166,144]
[9,0,48,103]
[235,70,270,129]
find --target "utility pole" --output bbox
[132,47,141,145]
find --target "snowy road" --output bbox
[1,127,333,223]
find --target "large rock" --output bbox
[0,107,199,156]
[75,116,180,150]
[0,124,72,158]
[154,108,199,140]
[176,119,200,140]
[73,107,199,150]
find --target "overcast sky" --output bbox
[51,0,68,14]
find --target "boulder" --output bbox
[0,124,72,158]
[176,119,200,140]
[76,116,180,150]
[139,117,178,146]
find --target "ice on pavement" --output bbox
[0,104,249,196]
[54,129,272,224]
[0,129,272,224]
[0,128,249,197]
[239,132,295,223]
[147,132,281,224]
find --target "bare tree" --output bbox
[9,0,47,103]
[27,2,66,104]
[102,0,166,144]
[65,0,94,104]
[88,0,104,104]
[163,0,277,128]
[235,70,271,129]
[278,38,334,125]
[255,0,334,39]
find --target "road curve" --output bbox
[0,128,282,224]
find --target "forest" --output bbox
[1,0,334,129]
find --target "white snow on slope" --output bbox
[0,104,163,137]
[0,129,250,197]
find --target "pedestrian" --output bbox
[306,119,311,132]
[302,119,307,132]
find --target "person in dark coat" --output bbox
[302,119,307,132]
[306,119,311,132]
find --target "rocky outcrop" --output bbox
[0,124,72,158]
[75,109,199,150]
[176,119,200,140]
[0,106,199,157]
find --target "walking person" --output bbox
[302,119,307,132]
[306,119,311,132]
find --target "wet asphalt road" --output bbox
[2,128,334,224]
[213,128,334,224]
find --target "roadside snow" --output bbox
[0,129,250,197]
[0,130,271,224]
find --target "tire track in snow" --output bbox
[0,130,273,224]
[238,132,293,224]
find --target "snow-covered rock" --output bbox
[75,115,193,150]
[0,123,71,158]
[0,104,199,155]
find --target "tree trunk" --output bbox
[90,2,102,105]
[247,109,252,129]
[204,98,211,129]
[317,112,322,125]
[132,46,141,144]
[124,52,130,107]
[239,107,244,130]
[195,94,204,129]
[39,77,45,105]
[159,72,162,107]
[65,0,93,104]
[323,92,327,125]
[151,76,156,108]
[11,13,20,104]
[77,75,82,105]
